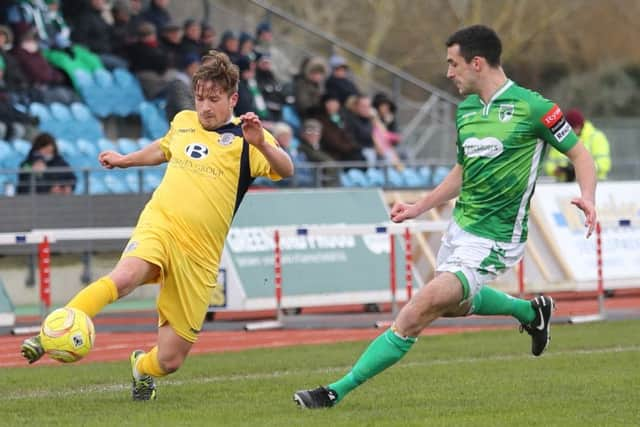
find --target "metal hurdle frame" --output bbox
[244,221,448,331]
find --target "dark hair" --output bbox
[193,50,239,95]
[445,25,502,67]
[30,132,58,156]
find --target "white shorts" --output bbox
[436,220,525,301]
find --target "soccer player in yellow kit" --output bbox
[20,51,294,400]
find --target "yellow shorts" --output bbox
[121,224,217,343]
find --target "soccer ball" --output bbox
[40,307,95,363]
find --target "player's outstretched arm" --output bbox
[566,142,597,237]
[99,140,167,169]
[391,164,462,222]
[240,112,294,178]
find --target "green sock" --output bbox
[328,328,416,403]
[471,286,535,324]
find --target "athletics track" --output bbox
[1,290,639,368]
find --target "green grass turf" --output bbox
[2,320,639,427]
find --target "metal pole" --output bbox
[274,230,283,322]
[595,222,605,317]
[518,258,525,298]
[389,233,397,315]
[404,227,413,301]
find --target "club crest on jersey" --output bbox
[462,137,504,158]
[185,143,209,159]
[498,104,514,122]
[219,133,235,146]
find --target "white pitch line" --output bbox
[2,345,639,401]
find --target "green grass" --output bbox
[2,320,639,427]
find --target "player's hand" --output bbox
[390,202,418,223]
[99,150,126,169]
[240,112,266,148]
[571,197,596,238]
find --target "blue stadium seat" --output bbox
[28,102,59,136]
[70,102,104,140]
[56,138,78,158]
[138,137,152,147]
[93,69,115,88]
[142,169,163,192]
[139,101,169,139]
[49,102,73,122]
[401,167,425,188]
[0,139,14,161]
[117,138,139,154]
[432,166,450,186]
[347,168,369,187]
[97,138,118,153]
[124,170,141,192]
[339,171,353,187]
[112,68,145,116]
[11,139,32,157]
[387,168,405,187]
[74,70,111,118]
[418,166,432,187]
[366,168,386,187]
[88,172,108,195]
[75,138,100,158]
[282,105,301,132]
[104,172,130,194]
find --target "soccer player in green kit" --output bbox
[293,24,597,409]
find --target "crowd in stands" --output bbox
[0,0,418,196]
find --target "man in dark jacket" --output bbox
[325,55,359,105]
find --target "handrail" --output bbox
[247,0,459,105]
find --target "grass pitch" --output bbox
[2,320,639,427]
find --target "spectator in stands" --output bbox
[234,55,269,120]
[0,55,39,140]
[17,132,75,195]
[293,56,327,119]
[159,21,182,69]
[253,20,293,82]
[238,31,255,60]
[111,0,138,59]
[126,21,177,99]
[344,94,376,164]
[180,18,203,58]
[297,118,338,185]
[325,55,360,105]
[255,53,286,122]
[70,0,128,69]
[12,28,78,103]
[545,108,611,182]
[372,92,399,133]
[309,92,364,163]
[164,52,200,121]
[200,22,216,52]
[271,121,313,187]
[60,0,89,30]
[0,25,29,95]
[139,0,172,33]
[217,30,240,64]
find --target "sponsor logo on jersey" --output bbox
[498,104,514,122]
[219,133,236,146]
[462,137,504,158]
[177,128,195,133]
[185,143,209,159]
[541,105,572,142]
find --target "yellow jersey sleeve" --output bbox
[249,129,282,181]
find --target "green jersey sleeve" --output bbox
[531,98,578,153]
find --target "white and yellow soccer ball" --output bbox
[40,307,95,363]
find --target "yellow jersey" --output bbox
[136,111,281,272]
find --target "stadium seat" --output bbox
[124,170,141,192]
[28,102,52,123]
[49,102,73,122]
[74,70,111,118]
[139,101,169,139]
[401,167,425,187]
[282,104,301,132]
[103,172,129,194]
[97,138,118,153]
[346,168,369,187]
[0,139,14,160]
[142,169,163,192]
[366,168,386,187]
[112,68,145,116]
[11,139,32,157]
[387,168,405,187]
[88,172,108,195]
[117,138,139,154]
[70,102,104,140]
[93,69,115,88]
[418,166,432,187]
[137,137,152,148]
[432,166,451,186]
[339,171,353,187]
[75,138,100,158]
[56,138,78,158]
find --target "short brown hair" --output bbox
[192,50,239,95]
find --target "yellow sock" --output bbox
[136,346,168,378]
[66,276,119,318]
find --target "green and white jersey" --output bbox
[453,80,578,243]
